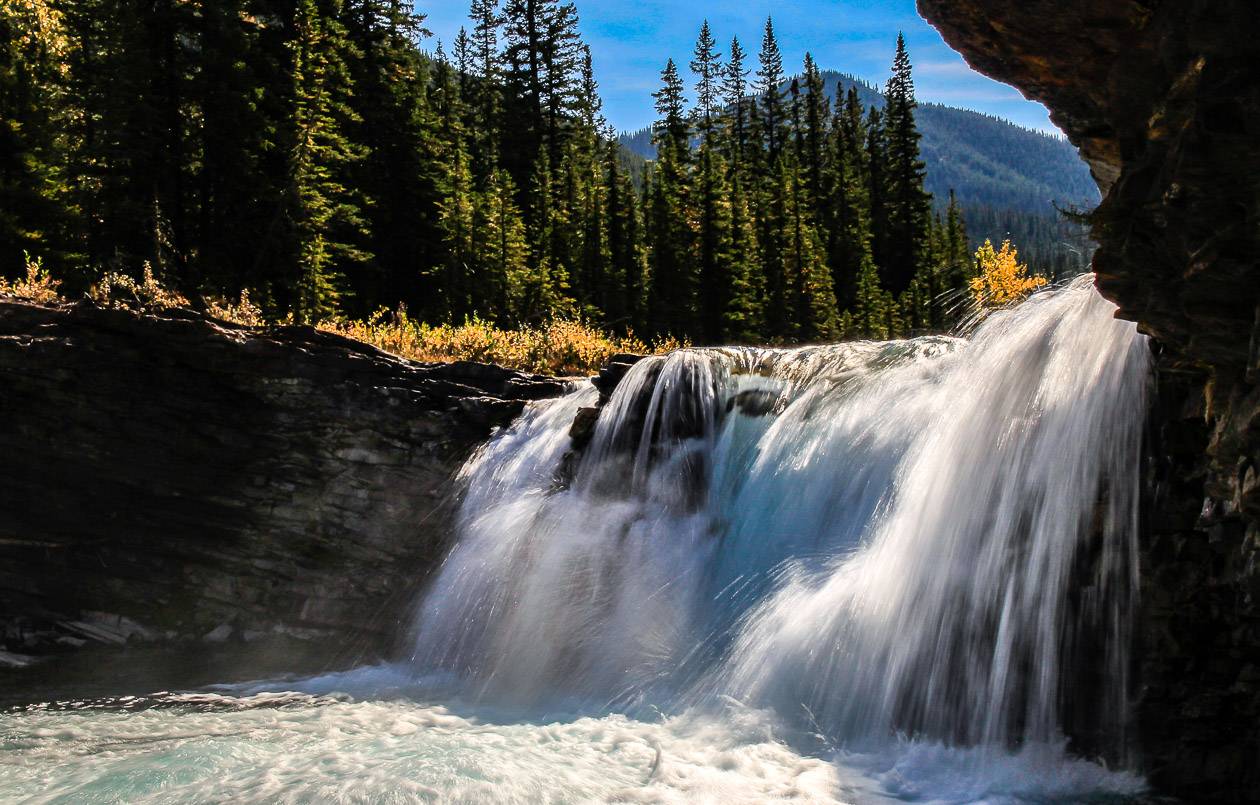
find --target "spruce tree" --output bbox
[452,27,473,92]
[754,21,790,338]
[434,139,478,319]
[695,140,735,343]
[193,0,287,300]
[646,58,695,337]
[690,21,721,138]
[725,172,764,341]
[282,0,370,321]
[801,53,829,210]
[468,0,502,177]
[604,139,645,330]
[827,87,879,312]
[938,189,971,328]
[477,168,535,320]
[721,36,750,171]
[780,149,837,341]
[0,0,77,277]
[848,256,887,340]
[339,0,433,314]
[865,104,889,278]
[755,17,787,161]
[881,33,931,296]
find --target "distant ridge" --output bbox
[617,71,1099,275]
[618,71,1098,215]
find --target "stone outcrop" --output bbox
[0,298,567,673]
[916,1,1260,799]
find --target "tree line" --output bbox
[1,0,978,341]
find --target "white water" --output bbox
[0,277,1152,803]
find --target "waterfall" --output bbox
[409,275,1150,760]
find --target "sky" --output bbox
[419,0,1059,136]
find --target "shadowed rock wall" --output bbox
[917,1,1260,799]
[0,299,566,670]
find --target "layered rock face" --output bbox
[0,299,565,670]
[917,1,1260,799]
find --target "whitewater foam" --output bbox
[0,277,1153,803]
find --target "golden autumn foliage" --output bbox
[3,263,681,375]
[207,291,266,327]
[89,264,190,310]
[4,0,71,64]
[320,309,686,376]
[969,239,1047,309]
[0,253,61,303]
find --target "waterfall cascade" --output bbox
[410,275,1151,760]
[1,277,1154,804]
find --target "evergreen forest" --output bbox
[1,0,1074,342]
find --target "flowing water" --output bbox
[0,277,1153,803]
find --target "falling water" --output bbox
[0,277,1152,803]
[411,275,1149,756]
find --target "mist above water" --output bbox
[411,274,1150,757]
[0,276,1152,804]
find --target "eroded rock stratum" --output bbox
[0,299,566,673]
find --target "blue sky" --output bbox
[418,0,1058,136]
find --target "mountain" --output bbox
[619,72,1098,214]
[618,72,1100,277]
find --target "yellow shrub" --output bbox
[319,309,683,375]
[969,239,1047,308]
[0,254,62,303]
[207,290,265,327]
[90,264,189,311]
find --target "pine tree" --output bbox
[755,17,787,161]
[467,0,501,177]
[285,0,370,322]
[646,58,695,337]
[477,168,535,320]
[865,104,888,277]
[724,172,764,340]
[827,87,879,312]
[339,0,433,314]
[938,189,971,327]
[0,0,77,277]
[721,36,750,171]
[690,21,720,138]
[881,33,932,296]
[780,150,837,341]
[605,138,645,330]
[801,53,829,209]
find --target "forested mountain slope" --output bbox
[620,71,1099,277]
[620,71,1098,213]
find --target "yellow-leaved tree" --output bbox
[969,239,1047,308]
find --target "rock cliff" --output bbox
[917,0,1260,799]
[0,298,566,677]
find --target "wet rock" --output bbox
[456,396,527,429]
[917,0,1260,798]
[594,353,645,403]
[0,298,566,664]
[569,407,601,449]
[730,389,779,417]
